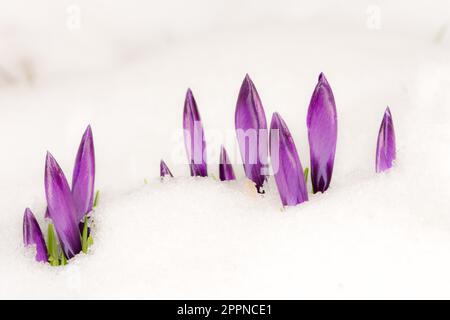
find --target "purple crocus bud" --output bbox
[270,112,308,206]
[307,73,338,193]
[72,125,95,222]
[219,145,236,181]
[183,89,207,177]
[23,208,48,262]
[235,74,268,193]
[376,107,396,172]
[160,159,173,178]
[45,152,81,259]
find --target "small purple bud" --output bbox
[45,152,82,259]
[72,125,95,222]
[23,208,48,262]
[235,74,268,192]
[270,112,308,206]
[160,160,173,178]
[183,89,207,177]
[376,107,396,172]
[219,145,236,181]
[307,73,338,193]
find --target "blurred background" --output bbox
[1,1,448,83]
[0,0,449,203]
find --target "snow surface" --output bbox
[1,0,450,299]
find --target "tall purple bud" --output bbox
[72,125,95,222]
[235,74,268,193]
[23,208,48,262]
[160,159,173,178]
[219,145,236,181]
[376,107,396,172]
[307,73,338,193]
[45,152,82,259]
[270,112,308,206]
[183,89,207,177]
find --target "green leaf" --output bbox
[304,167,309,184]
[93,190,100,208]
[87,235,94,248]
[47,224,59,266]
[81,215,89,254]
[60,251,67,266]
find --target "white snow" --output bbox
[1,0,450,299]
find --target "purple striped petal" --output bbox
[219,145,236,181]
[45,152,81,259]
[270,112,308,206]
[72,125,95,222]
[307,73,338,193]
[23,208,48,262]
[235,74,268,192]
[376,107,396,172]
[183,89,207,177]
[160,159,173,178]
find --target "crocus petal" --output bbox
[45,152,81,259]
[23,208,48,262]
[219,145,236,181]
[307,73,338,193]
[235,74,268,192]
[72,125,95,222]
[270,112,308,206]
[376,107,396,172]
[183,89,207,177]
[160,159,174,178]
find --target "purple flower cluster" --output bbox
[23,74,397,265]
[162,73,396,206]
[23,126,95,263]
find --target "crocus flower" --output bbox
[376,107,396,172]
[183,89,207,177]
[307,73,337,193]
[72,125,95,222]
[235,74,268,193]
[160,159,173,178]
[270,112,308,206]
[219,145,236,181]
[45,152,82,259]
[23,208,48,262]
